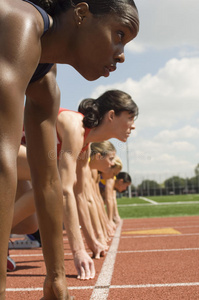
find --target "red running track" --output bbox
[7,216,199,300]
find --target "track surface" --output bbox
[7,216,199,299]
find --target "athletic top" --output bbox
[57,108,91,158]
[22,0,54,83]
[99,176,117,189]
[99,176,106,197]
[99,177,106,188]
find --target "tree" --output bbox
[138,180,159,190]
[194,163,199,176]
[187,176,198,189]
[164,176,186,190]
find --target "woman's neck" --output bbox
[85,124,113,145]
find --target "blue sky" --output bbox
[56,0,199,185]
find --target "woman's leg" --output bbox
[12,180,38,234]
[17,144,31,180]
[12,214,38,235]
[0,97,24,298]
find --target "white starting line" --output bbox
[89,220,123,300]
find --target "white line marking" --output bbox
[118,201,199,207]
[6,286,94,292]
[10,252,73,258]
[121,233,199,238]
[90,288,109,299]
[7,282,199,293]
[139,197,158,204]
[117,248,199,253]
[123,225,199,231]
[90,220,123,300]
[110,282,199,289]
[69,286,94,290]
[7,288,43,292]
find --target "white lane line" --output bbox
[117,248,199,254]
[110,282,199,289]
[139,197,158,204]
[90,220,123,300]
[118,201,199,207]
[7,282,199,292]
[121,233,199,238]
[10,252,73,258]
[123,225,199,231]
[10,251,96,258]
[7,288,43,292]
[7,286,94,292]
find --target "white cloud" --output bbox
[170,141,196,152]
[130,0,199,51]
[179,49,199,58]
[154,126,199,142]
[92,57,199,129]
[126,41,145,54]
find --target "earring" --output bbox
[79,17,84,25]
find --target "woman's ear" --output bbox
[94,152,101,161]
[74,2,90,26]
[108,110,115,121]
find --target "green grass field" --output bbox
[117,194,199,219]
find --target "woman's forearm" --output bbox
[62,190,85,254]
[87,194,107,244]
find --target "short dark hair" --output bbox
[116,172,131,183]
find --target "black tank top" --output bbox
[23,0,54,83]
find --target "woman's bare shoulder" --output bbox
[57,110,84,143]
[58,110,83,129]
[0,0,52,86]
[0,0,45,39]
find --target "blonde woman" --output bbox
[83,142,117,248]
[99,156,123,227]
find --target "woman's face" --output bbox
[113,111,135,142]
[97,151,116,173]
[72,10,138,81]
[102,165,121,179]
[115,180,131,193]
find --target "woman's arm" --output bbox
[94,175,116,236]
[112,190,122,225]
[104,178,117,229]
[58,117,95,279]
[84,164,108,248]
[75,152,106,259]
